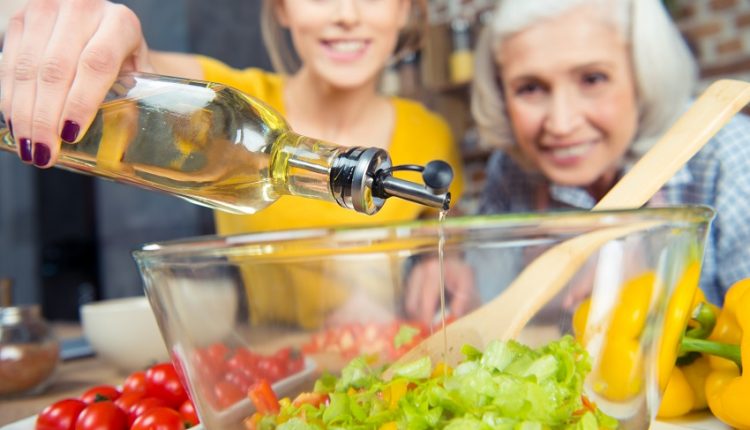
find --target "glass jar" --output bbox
[0,281,60,397]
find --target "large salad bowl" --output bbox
[133,206,714,430]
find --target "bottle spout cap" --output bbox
[372,161,454,211]
[330,147,454,214]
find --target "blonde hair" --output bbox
[261,0,427,75]
[471,0,698,162]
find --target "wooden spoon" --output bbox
[386,79,750,374]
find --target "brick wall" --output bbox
[673,0,750,81]
[427,0,750,80]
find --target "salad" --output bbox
[245,336,617,430]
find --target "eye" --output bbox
[581,72,609,86]
[514,81,545,97]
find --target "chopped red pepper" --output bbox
[248,380,280,414]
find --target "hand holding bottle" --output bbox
[0,0,151,167]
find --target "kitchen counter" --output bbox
[0,324,733,430]
[0,324,124,426]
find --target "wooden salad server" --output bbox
[386,79,750,375]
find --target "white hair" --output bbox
[471,0,698,163]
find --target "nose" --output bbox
[543,88,584,136]
[333,0,361,27]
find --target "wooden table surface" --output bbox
[0,324,126,426]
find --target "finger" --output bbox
[418,262,441,326]
[53,3,145,165]
[0,7,25,141]
[448,263,476,317]
[9,0,60,164]
[30,0,106,167]
[405,263,425,318]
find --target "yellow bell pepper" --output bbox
[573,263,709,407]
[572,271,654,401]
[656,263,702,391]
[705,279,749,429]
[657,287,717,418]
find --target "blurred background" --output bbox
[1,0,749,321]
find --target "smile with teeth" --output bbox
[547,141,595,158]
[325,40,368,53]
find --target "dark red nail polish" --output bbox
[7,119,13,138]
[61,120,80,143]
[33,142,51,167]
[19,138,32,162]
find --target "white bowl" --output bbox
[80,296,169,373]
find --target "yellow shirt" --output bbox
[198,56,465,233]
[197,56,465,327]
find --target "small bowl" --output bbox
[80,296,169,373]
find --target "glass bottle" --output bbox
[0,279,60,397]
[0,73,453,215]
[449,16,474,85]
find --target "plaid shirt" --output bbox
[479,113,750,306]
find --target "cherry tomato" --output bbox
[113,392,144,417]
[122,371,148,396]
[192,343,230,386]
[80,385,121,404]
[212,380,245,410]
[178,399,199,427]
[74,401,127,430]
[224,367,254,392]
[256,358,284,383]
[36,398,87,430]
[128,397,168,426]
[145,363,188,408]
[130,407,185,430]
[287,355,305,374]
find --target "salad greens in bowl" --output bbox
[247,336,617,430]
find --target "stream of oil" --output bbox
[438,209,448,363]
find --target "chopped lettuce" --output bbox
[252,336,617,430]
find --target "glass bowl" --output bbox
[133,206,714,430]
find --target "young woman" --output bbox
[1,0,465,326]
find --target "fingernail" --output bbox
[61,120,80,143]
[33,142,51,167]
[19,138,32,162]
[8,119,13,138]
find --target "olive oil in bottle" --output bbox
[0,73,453,215]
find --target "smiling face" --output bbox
[274,0,410,89]
[497,6,639,191]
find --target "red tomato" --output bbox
[224,367,255,392]
[80,385,121,404]
[178,399,199,427]
[74,401,127,430]
[130,407,185,430]
[36,398,87,430]
[145,363,188,408]
[256,358,284,383]
[127,397,168,426]
[205,343,230,363]
[287,355,305,374]
[212,380,245,410]
[113,393,144,416]
[122,371,148,396]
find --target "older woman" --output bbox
[408,0,750,323]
